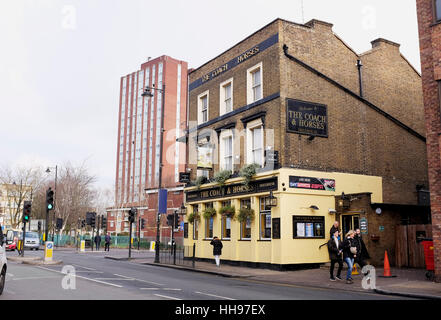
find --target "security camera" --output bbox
[328,208,337,214]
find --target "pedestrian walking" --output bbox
[104,233,111,252]
[94,234,101,251]
[329,221,340,239]
[327,229,343,281]
[210,236,223,267]
[342,230,357,284]
[353,228,370,271]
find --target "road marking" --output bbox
[112,273,164,286]
[194,291,235,300]
[72,264,97,271]
[36,266,123,288]
[75,271,104,274]
[113,273,134,279]
[140,288,160,290]
[154,294,182,300]
[12,276,60,281]
[94,278,135,281]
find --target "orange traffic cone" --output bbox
[380,250,397,278]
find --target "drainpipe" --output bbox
[356,59,363,98]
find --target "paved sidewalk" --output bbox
[135,258,441,299]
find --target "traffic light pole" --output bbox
[138,218,141,251]
[129,219,132,259]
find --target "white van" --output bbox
[0,227,8,295]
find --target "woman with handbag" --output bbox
[342,230,357,284]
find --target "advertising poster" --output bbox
[296,223,305,237]
[289,176,335,191]
[305,223,314,237]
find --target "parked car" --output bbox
[1,227,8,295]
[21,231,40,250]
[5,230,19,251]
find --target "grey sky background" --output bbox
[0,0,421,192]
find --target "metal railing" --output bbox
[159,243,196,268]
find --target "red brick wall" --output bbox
[417,0,441,282]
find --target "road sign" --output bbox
[149,241,155,252]
[80,240,85,252]
[360,217,368,234]
[44,241,54,261]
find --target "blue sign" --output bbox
[158,189,168,214]
[47,243,53,249]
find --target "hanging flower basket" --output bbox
[213,170,232,187]
[239,163,260,187]
[237,207,255,223]
[187,211,200,224]
[219,205,236,219]
[202,207,217,219]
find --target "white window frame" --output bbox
[197,90,209,125]
[246,118,264,167]
[219,78,233,116]
[219,129,234,171]
[247,62,263,104]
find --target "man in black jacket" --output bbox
[329,221,340,238]
[327,230,343,281]
[353,228,370,270]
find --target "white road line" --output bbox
[154,294,182,300]
[113,274,134,279]
[94,278,135,281]
[140,288,160,290]
[74,271,104,274]
[36,266,123,288]
[112,273,163,286]
[72,264,97,271]
[194,291,236,300]
[12,276,60,281]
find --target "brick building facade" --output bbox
[416,0,441,282]
[107,56,188,244]
[182,18,428,268]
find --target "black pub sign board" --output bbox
[186,177,278,202]
[286,99,328,137]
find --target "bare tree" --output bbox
[0,165,46,228]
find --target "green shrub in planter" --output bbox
[193,176,208,189]
[237,207,255,223]
[202,207,217,219]
[219,205,236,219]
[187,211,201,224]
[213,170,232,187]
[239,163,260,187]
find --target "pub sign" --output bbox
[286,99,328,137]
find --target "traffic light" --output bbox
[101,216,107,229]
[56,218,63,230]
[46,188,54,211]
[38,221,41,232]
[174,212,180,228]
[81,219,86,228]
[90,212,96,228]
[141,218,146,229]
[128,208,136,223]
[22,201,31,223]
[166,214,173,226]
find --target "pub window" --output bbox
[205,202,214,239]
[184,223,189,239]
[435,0,441,22]
[220,200,232,239]
[292,216,325,239]
[260,197,271,240]
[220,134,233,171]
[247,62,263,104]
[192,204,199,240]
[197,90,209,124]
[240,198,252,240]
[220,78,233,115]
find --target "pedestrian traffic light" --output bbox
[166,214,173,226]
[22,201,31,223]
[90,213,96,228]
[46,188,54,211]
[174,212,180,228]
[128,208,136,223]
[101,216,107,229]
[38,221,41,231]
[56,218,63,230]
[141,218,146,229]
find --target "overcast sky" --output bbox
[0,0,421,190]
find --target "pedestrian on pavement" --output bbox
[330,221,340,239]
[94,233,101,251]
[105,233,111,252]
[342,230,357,284]
[353,228,370,271]
[327,229,343,281]
[210,236,223,267]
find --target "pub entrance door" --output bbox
[341,214,360,237]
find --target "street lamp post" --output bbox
[46,165,57,241]
[142,84,165,264]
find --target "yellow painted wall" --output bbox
[185,168,382,265]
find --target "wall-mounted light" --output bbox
[265,191,278,207]
[309,205,319,210]
[308,135,315,141]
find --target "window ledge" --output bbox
[238,239,252,241]
[257,239,271,242]
[430,20,441,27]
